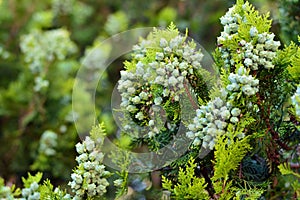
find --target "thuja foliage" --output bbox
[0,26,79,179]
[0,177,20,199]
[0,125,111,199]
[0,0,300,199]
[116,23,214,151]
[0,0,235,185]
[278,0,300,44]
[113,0,299,198]
[0,0,126,182]
[162,158,209,200]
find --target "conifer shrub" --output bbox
[0,0,299,199]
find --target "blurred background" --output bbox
[0,0,298,194]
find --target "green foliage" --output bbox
[275,40,300,86]
[162,158,210,200]
[236,1,271,35]
[90,122,107,143]
[279,162,300,179]
[212,123,252,181]
[157,7,177,27]
[39,180,69,200]
[0,0,238,188]
[113,170,129,198]
[107,134,131,198]
[278,162,300,197]
[0,0,300,199]
[241,155,270,182]
[234,182,265,200]
[104,11,129,35]
[0,23,79,179]
[210,114,265,199]
[0,177,20,199]
[284,40,300,82]
[211,119,251,196]
[278,0,300,44]
[148,22,182,47]
[22,172,43,188]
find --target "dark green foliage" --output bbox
[279,0,300,44]
[241,154,270,182]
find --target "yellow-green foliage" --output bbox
[162,158,209,200]
[276,40,300,82]
[279,162,300,179]
[90,122,107,144]
[212,123,252,181]
[234,185,265,200]
[278,162,300,197]
[39,180,68,200]
[0,177,21,198]
[146,22,184,48]
[236,0,271,37]
[211,117,261,199]
[22,172,43,188]
[287,38,300,81]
